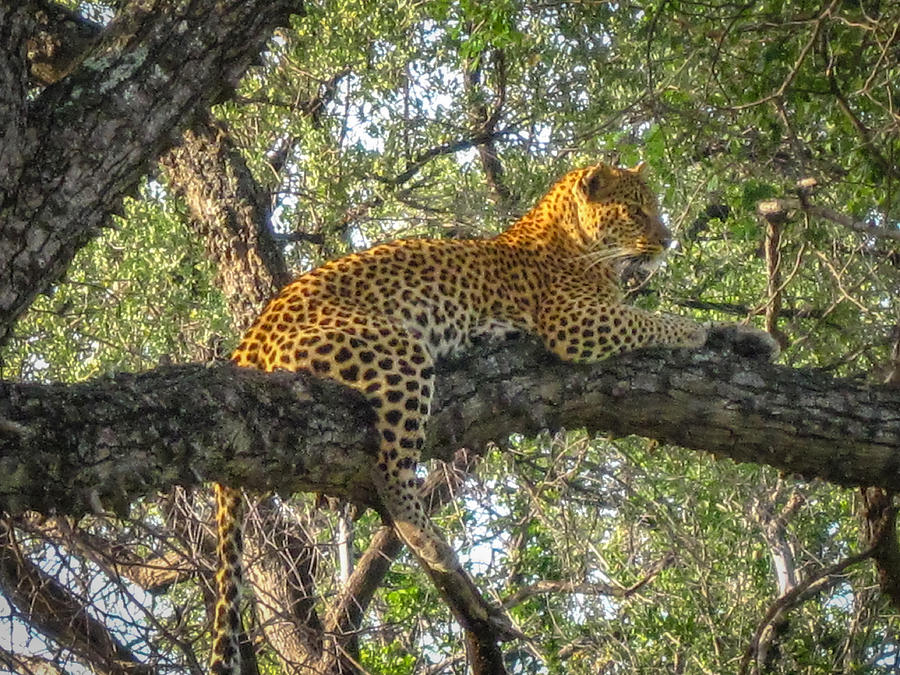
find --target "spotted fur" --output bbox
[210,162,711,673]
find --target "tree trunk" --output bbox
[159,119,291,330]
[0,0,303,347]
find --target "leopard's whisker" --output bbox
[578,248,633,271]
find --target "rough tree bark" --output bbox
[18,7,488,667]
[19,1,293,330]
[2,6,321,670]
[159,119,293,328]
[2,330,898,518]
[0,0,303,347]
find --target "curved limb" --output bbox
[364,338,519,642]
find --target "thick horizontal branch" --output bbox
[1,331,898,517]
[0,366,378,516]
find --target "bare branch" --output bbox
[0,520,154,675]
[731,1,840,111]
[19,515,192,596]
[0,647,64,675]
[374,131,508,188]
[758,198,900,241]
[502,552,675,609]
[739,539,879,675]
[826,53,898,181]
[243,497,324,672]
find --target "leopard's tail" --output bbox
[209,483,244,675]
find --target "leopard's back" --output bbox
[232,237,543,370]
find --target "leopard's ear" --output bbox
[575,162,618,202]
[631,161,647,175]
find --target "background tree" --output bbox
[1,1,898,674]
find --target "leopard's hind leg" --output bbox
[315,325,516,639]
[246,318,516,640]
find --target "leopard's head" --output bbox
[567,162,671,269]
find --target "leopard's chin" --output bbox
[617,253,666,290]
[638,251,665,272]
[618,251,664,273]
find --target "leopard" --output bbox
[209,161,776,673]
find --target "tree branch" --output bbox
[758,197,900,242]
[24,0,102,86]
[501,551,675,609]
[0,519,154,675]
[1,328,898,519]
[20,3,293,333]
[0,6,33,202]
[826,53,898,181]
[320,450,479,672]
[374,131,508,188]
[0,646,64,675]
[242,497,324,672]
[859,487,900,610]
[463,48,514,212]
[18,513,193,594]
[160,118,292,331]
[739,539,879,675]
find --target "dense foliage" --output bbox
[2,0,898,673]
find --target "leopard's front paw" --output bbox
[706,323,780,360]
